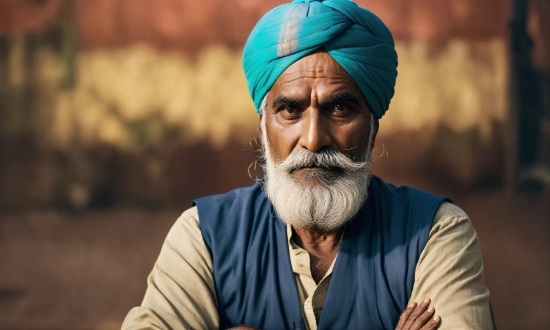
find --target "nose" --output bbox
[299,109,332,152]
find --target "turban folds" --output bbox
[242,0,398,119]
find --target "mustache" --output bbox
[276,148,369,173]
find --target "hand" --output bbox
[395,298,441,330]
[227,299,441,330]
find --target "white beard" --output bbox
[261,116,375,232]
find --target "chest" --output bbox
[195,179,444,329]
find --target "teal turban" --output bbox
[242,0,398,119]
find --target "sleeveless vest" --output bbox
[194,175,447,330]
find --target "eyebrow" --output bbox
[271,93,361,109]
[271,96,308,109]
[323,93,361,106]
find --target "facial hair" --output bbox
[260,117,375,232]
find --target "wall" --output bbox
[0,0,513,209]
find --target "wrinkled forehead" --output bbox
[268,52,368,106]
[274,51,352,83]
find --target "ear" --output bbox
[258,114,264,136]
[370,117,379,150]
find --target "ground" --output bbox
[0,186,548,330]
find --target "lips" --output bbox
[290,165,321,172]
[291,165,344,175]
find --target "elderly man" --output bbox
[123,0,493,329]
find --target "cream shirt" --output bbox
[122,202,493,330]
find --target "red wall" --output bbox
[0,0,63,35]
[73,0,511,51]
[0,0,513,49]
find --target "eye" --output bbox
[283,105,296,113]
[277,104,302,119]
[329,103,352,116]
[334,104,348,111]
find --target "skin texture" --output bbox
[260,51,378,283]
[262,52,377,180]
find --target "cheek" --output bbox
[331,121,371,154]
[265,120,300,163]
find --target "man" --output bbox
[123,0,493,329]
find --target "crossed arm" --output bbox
[122,203,493,329]
[230,299,442,330]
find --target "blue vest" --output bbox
[194,175,447,330]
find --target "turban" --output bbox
[242,0,398,119]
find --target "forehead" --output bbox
[269,52,364,100]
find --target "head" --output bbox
[259,52,378,232]
[243,0,397,231]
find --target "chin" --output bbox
[293,177,325,189]
[291,167,343,187]
[266,165,371,232]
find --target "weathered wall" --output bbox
[0,0,515,209]
[72,0,510,50]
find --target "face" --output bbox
[261,52,377,186]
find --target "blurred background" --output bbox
[0,0,548,329]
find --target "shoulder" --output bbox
[173,205,199,230]
[422,202,482,265]
[434,202,469,222]
[429,202,476,241]
[368,176,449,232]
[166,206,200,244]
[370,176,447,206]
[162,206,212,270]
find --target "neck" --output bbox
[292,226,344,248]
[292,225,345,283]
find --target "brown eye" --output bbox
[278,105,302,120]
[330,103,352,116]
[334,104,348,111]
[284,106,296,113]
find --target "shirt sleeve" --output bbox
[408,202,494,330]
[121,206,219,330]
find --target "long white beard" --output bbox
[261,117,375,232]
